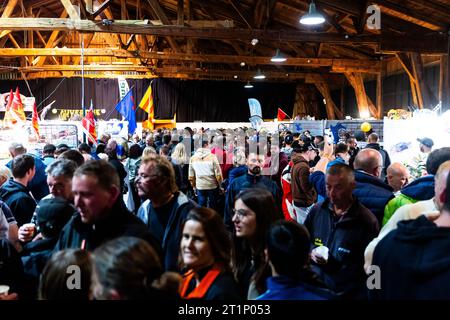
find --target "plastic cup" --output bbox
[23,223,36,232]
[0,285,10,296]
[315,246,329,261]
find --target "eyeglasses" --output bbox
[232,208,252,219]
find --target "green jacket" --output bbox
[383,194,417,226]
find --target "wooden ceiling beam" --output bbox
[19,64,151,72]
[228,0,252,29]
[60,0,81,20]
[254,0,277,29]
[0,0,19,39]
[34,10,68,67]
[327,44,374,60]
[0,48,381,72]
[372,0,447,31]
[0,17,446,53]
[146,0,180,52]
[408,0,450,17]
[92,0,113,19]
[317,0,445,32]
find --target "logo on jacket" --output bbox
[314,238,323,246]
[337,247,351,254]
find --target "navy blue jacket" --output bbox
[257,276,330,300]
[371,216,450,299]
[224,171,281,230]
[304,198,379,299]
[137,192,196,272]
[400,175,435,201]
[310,170,394,224]
[7,154,49,201]
[0,179,36,226]
[227,165,247,186]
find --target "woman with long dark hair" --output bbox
[231,188,282,299]
[179,207,241,300]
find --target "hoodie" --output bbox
[383,175,434,225]
[291,153,316,208]
[188,148,223,190]
[0,179,36,227]
[7,154,49,201]
[371,215,450,299]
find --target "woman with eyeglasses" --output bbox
[179,207,241,300]
[231,188,283,299]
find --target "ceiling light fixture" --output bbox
[299,1,325,25]
[244,81,254,88]
[270,49,287,62]
[254,69,266,79]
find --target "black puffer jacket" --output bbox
[55,199,159,253]
[304,198,379,299]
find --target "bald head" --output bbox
[354,148,383,177]
[435,161,450,210]
[387,163,409,192]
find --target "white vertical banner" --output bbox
[118,77,130,100]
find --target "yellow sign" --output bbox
[57,109,102,121]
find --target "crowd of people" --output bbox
[0,125,449,300]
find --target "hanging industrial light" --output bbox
[244,81,254,88]
[299,1,325,25]
[270,49,287,62]
[253,69,266,79]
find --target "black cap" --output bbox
[292,141,317,153]
[417,137,434,149]
[36,197,75,238]
[284,134,294,144]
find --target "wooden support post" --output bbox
[306,74,343,119]
[344,72,377,118]
[120,0,127,44]
[443,39,450,110]
[177,0,184,26]
[377,72,382,118]
[410,52,438,109]
[292,84,308,118]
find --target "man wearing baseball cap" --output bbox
[291,141,318,223]
[417,137,434,154]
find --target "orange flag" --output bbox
[11,87,26,122]
[139,82,154,130]
[32,101,40,138]
[3,89,15,126]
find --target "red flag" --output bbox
[277,108,289,121]
[11,87,26,121]
[3,90,15,126]
[32,101,40,138]
[81,100,97,144]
